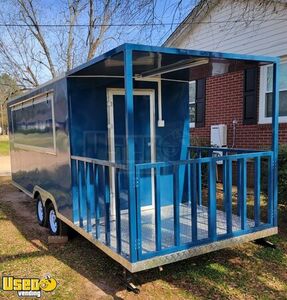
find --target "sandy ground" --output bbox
[0,177,114,299]
[0,156,11,176]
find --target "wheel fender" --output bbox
[33,186,59,215]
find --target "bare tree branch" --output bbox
[67,0,86,70]
[0,0,159,87]
[17,0,57,77]
[86,0,115,60]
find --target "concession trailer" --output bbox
[7,43,280,273]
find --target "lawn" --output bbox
[0,177,286,299]
[0,135,9,156]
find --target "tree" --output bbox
[0,0,158,89]
[0,73,19,133]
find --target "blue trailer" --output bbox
[7,44,279,273]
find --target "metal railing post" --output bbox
[124,46,137,262]
[272,61,280,227]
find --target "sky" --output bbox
[151,0,195,45]
[0,0,197,85]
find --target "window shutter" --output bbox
[195,78,206,128]
[243,68,257,125]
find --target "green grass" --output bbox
[0,136,9,156]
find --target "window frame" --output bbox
[259,59,287,124]
[189,80,196,128]
[10,90,57,155]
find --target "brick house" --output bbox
[164,0,287,149]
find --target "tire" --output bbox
[36,195,47,227]
[47,203,68,236]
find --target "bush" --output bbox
[278,145,287,206]
[263,145,287,206]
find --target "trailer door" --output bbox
[107,89,156,217]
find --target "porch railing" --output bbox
[71,155,129,257]
[70,148,275,263]
[135,149,274,260]
[188,146,267,206]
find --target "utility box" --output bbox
[211,124,227,164]
[211,124,227,147]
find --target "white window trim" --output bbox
[259,59,287,124]
[189,81,196,128]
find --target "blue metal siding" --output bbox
[9,78,73,220]
[68,77,109,160]
[156,80,189,206]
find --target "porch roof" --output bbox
[67,43,279,82]
[8,43,279,105]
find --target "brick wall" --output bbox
[191,70,287,149]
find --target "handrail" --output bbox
[71,155,128,170]
[188,146,264,153]
[135,151,273,170]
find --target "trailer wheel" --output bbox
[36,195,47,227]
[47,203,68,236]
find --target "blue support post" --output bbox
[197,154,202,206]
[223,160,227,212]
[191,162,198,242]
[237,160,242,216]
[208,160,217,241]
[104,166,111,246]
[173,165,180,246]
[89,163,96,229]
[93,164,100,239]
[187,159,191,205]
[72,159,79,223]
[115,169,122,253]
[272,62,280,227]
[78,161,83,227]
[135,169,142,258]
[254,157,261,227]
[82,162,88,229]
[268,156,274,224]
[115,169,122,254]
[155,166,162,251]
[124,47,137,262]
[86,162,92,233]
[226,159,233,234]
[240,158,247,230]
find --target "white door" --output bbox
[107,88,156,216]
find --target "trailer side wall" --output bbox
[8,78,73,220]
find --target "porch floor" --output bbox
[103,204,256,257]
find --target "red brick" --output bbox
[191,70,287,149]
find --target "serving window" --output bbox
[10,92,56,154]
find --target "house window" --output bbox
[259,60,287,123]
[189,81,196,127]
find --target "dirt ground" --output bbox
[0,156,11,176]
[0,135,11,176]
[0,177,287,299]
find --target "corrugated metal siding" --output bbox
[167,0,287,57]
